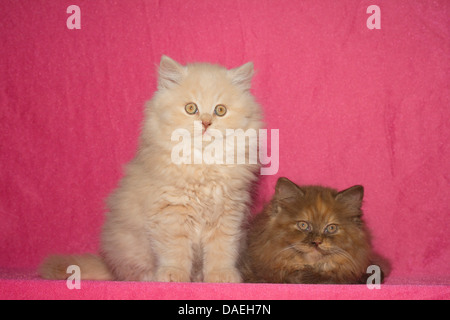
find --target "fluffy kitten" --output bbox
[40,55,263,282]
[241,177,385,284]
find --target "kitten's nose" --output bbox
[202,120,211,129]
[200,114,212,130]
[311,239,322,246]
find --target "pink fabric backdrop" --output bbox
[1,0,449,299]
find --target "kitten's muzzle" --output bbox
[202,120,211,130]
[310,236,323,247]
[311,240,322,246]
[200,114,212,132]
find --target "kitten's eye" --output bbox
[297,221,311,232]
[214,104,227,116]
[185,103,198,115]
[324,224,338,234]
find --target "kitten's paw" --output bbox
[204,268,242,283]
[154,266,190,282]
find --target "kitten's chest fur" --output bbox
[153,163,255,281]
[160,163,254,221]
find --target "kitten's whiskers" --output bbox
[328,247,358,271]
[274,243,302,258]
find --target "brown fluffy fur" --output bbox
[241,177,385,284]
[40,56,263,282]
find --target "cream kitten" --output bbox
[40,55,264,283]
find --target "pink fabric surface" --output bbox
[1,0,449,299]
[0,268,448,300]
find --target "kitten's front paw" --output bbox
[154,266,190,282]
[204,268,242,283]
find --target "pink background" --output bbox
[1,0,449,299]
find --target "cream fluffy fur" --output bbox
[40,56,263,282]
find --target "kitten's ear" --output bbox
[228,62,254,91]
[274,177,305,202]
[158,55,186,89]
[272,177,304,215]
[335,185,364,209]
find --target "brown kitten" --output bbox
[241,177,385,284]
